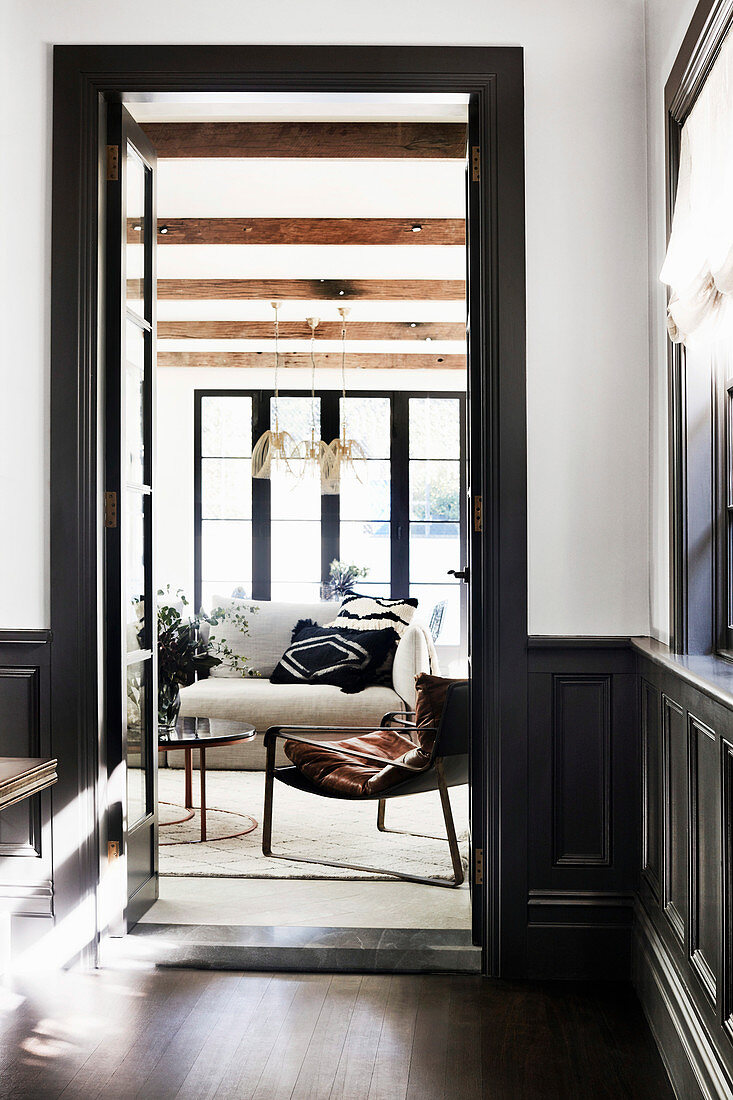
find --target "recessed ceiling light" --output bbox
[411,224,423,232]
[410,322,417,328]
[133,225,142,232]
[158,225,169,235]
[425,336,432,342]
[339,290,345,296]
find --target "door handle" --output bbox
[447,567,470,583]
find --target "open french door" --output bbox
[104,103,158,929]
[466,94,488,955]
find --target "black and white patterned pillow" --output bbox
[325,594,418,637]
[270,622,399,694]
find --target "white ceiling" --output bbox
[127,92,469,124]
[155,160,466,218]
[143,97,467,380]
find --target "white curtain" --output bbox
[661,27,733,344]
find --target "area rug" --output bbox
[157,769,468,882]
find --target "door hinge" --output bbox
[471,145,480,182]
[106,145,119,181]
[474,494,483,533]
[107,840,120,863]
[474,848,484,885]
[104,491,118,528]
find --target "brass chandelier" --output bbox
[252,301,296,480]
[323,307,368,495]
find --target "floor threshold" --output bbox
[121,923,482,973]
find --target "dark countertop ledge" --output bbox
[632,636,733,712]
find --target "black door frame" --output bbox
[50,45,527,975]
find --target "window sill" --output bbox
[631,636,733,713]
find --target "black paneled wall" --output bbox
[527,640,639,979]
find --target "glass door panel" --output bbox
[270,396,322,600]
[408,397,467,668]
[105,103,158,930]
[339,397,391,594]
[198,395,253,608]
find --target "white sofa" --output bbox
[175,599,433,769]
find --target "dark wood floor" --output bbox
[0,967,672,1099]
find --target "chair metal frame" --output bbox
[261,683,468,888]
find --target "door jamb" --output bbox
[50,44,527,975]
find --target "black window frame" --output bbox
[193,387,467,640]
[665,0,733,657]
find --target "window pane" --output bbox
[201,580,252,612]
[340,397,391,459]
[202,396,252,457]
[340,521,391,583]
[271,464,320,520]
[410,583,461,647]
[339,460,390,521]
[270,396,322,524]
[126,490,147,652]
[126,145,146,315]
[409,398,460,459]
[202,458,252,519]
[410,460,460,521]
[271,521,321,585]
[409,522,461,582]
[125,321,145,485]
[126,660,149,826]
[272,395,319,440]
[271,582,324,603]
[202,520,252,589]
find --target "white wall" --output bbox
[643,0,700,644]
[2,0,651,636]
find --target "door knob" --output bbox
[447,567,470,583]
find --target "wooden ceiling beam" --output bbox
[158,352,465,370]
[158,320,465,341]
[131,217,466,246]
[140,122,467,159]
[152,278,465,301]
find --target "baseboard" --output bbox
[634,899,733,1100]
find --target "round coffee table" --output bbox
[158,716,256,842]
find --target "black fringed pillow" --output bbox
[270,620,399,694]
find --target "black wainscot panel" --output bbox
[527,639,638,979]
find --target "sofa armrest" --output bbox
[391,625,431,708]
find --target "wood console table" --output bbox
[0,757,58,811]
[0,757,58,972]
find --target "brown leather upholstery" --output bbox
[413,673,467,755]
[283,675,469,797]
[283,728,425,797]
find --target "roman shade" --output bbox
[661,27,733,344]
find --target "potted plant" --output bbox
[323,560,369,601]
[156,589,222,734]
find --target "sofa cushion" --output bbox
[270,623,399,693]
[283,728,421,798]
[179,676,403,732]
[207,596,335,678]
